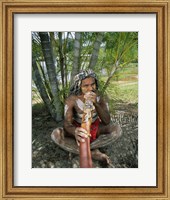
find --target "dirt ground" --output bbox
[32,103,138,168]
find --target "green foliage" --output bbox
[32,102,45,110]
[32,32,138,119]
[32,85,43,104]
[99,63,138,112]
[96,32,138,74]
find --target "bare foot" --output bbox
[91,149,115,167]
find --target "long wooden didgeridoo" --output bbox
[79,99,94,168]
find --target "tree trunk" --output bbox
[39,32,63,121]
[38,62,53,100]
[32,57,57,119]
[39,32,58,94]
[64,32,70,87]
[58,32,66,99]
[70,32,82,85]
[89,32,103,69]
[49,32,57,65]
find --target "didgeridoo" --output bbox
[79,99,94,168]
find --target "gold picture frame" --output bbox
[0,0,169,199]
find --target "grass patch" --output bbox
[106,81,138,104]
[101,66,138,82]
[100,64,138,105]
[107,83,138,103]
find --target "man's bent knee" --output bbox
[111,124,122,138]
[51,127,64,144]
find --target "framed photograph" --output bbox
[0,0,169,199]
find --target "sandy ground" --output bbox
[32,103,138,168]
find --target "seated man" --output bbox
[51,69,122,167]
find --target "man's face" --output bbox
[81,77,96,95]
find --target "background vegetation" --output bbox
[32,32,138,121]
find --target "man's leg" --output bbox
[51,124,121,153]
[90,123,122,166]
[90,123,122,149]
[51,127,79,154]
[51,124,122,167]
